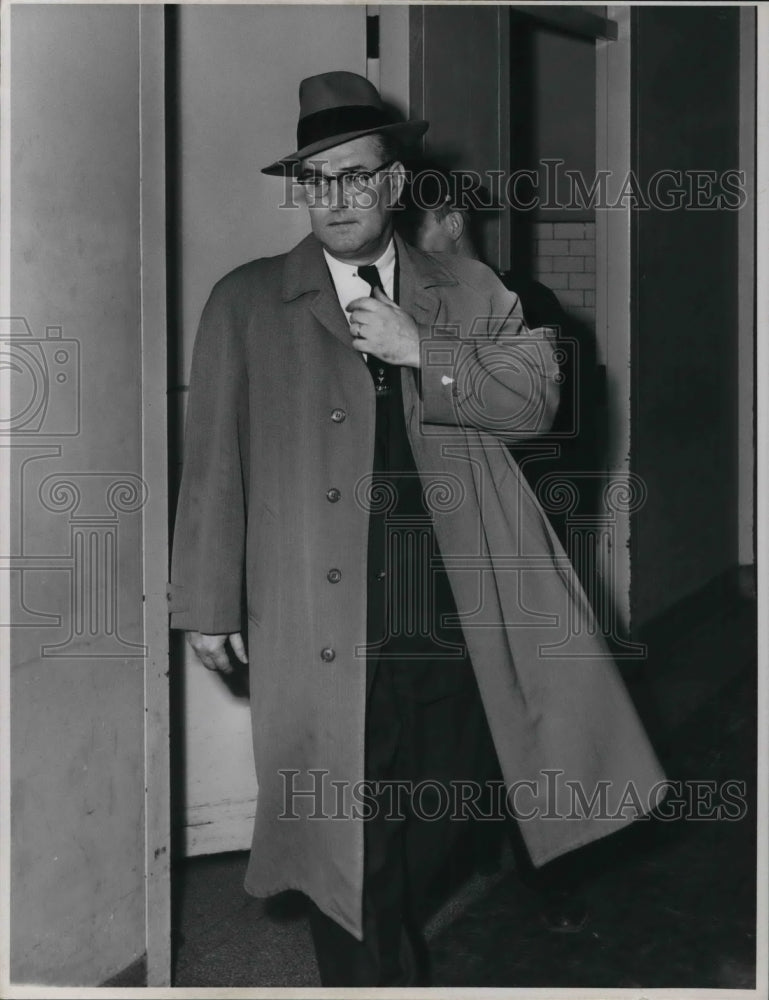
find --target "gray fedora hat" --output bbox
[261,71,429,176]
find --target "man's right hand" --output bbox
[185,631,248,676]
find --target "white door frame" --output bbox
[139,5,170,987]
[595,5,633,636]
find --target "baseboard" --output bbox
[180,797,256,857]
[101,954,146,987]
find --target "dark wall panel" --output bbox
[415,5,509,268]
[631,7,741,628]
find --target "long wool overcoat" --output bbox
[170,232,666,940]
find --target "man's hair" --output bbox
[371,132,403,165]
[396,161,501,248]
[405,170,456,220]
[401,163,495,219]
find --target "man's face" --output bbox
[413,209,456,254]
[298,135,404,263]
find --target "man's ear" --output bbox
[389,161,407,207]
[444,210,465,243]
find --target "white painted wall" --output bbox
[173,5,367,856]
[9,5,154,984]
[378,4,411,117]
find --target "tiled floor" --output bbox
[172,597,757,989]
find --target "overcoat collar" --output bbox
[281,231,457,348]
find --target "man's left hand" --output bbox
[347,286,421,368]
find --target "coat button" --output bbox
[375,570,386,581]
[327,568,342,583]
[326,488,341,503]
[320,647,336,662]
[331,408,346,423]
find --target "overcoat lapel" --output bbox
[395,232,455,332]
[282,233,355,350]
[309,288,354,350]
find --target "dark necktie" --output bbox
[357,264,394,397]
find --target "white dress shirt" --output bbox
[323,240,396,361]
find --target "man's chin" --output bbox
[321,226,367,254]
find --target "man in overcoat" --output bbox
[169,71,666,986]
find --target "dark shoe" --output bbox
[539,887,589,934]
[263,890,309,921]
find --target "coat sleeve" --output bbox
[168,282,249,634]
[418,274,561,441]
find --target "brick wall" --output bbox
[532,221,595,330]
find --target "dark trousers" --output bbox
[308,655,501,987]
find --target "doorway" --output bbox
[165,3,369,874]
[164,0,633,924]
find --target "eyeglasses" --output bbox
[296,158,397,199]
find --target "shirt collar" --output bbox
[323,238,396,306]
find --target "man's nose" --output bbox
[327,182,353,211]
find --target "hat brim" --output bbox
[261,120,429,176]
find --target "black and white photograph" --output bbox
[1,2,766,994]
